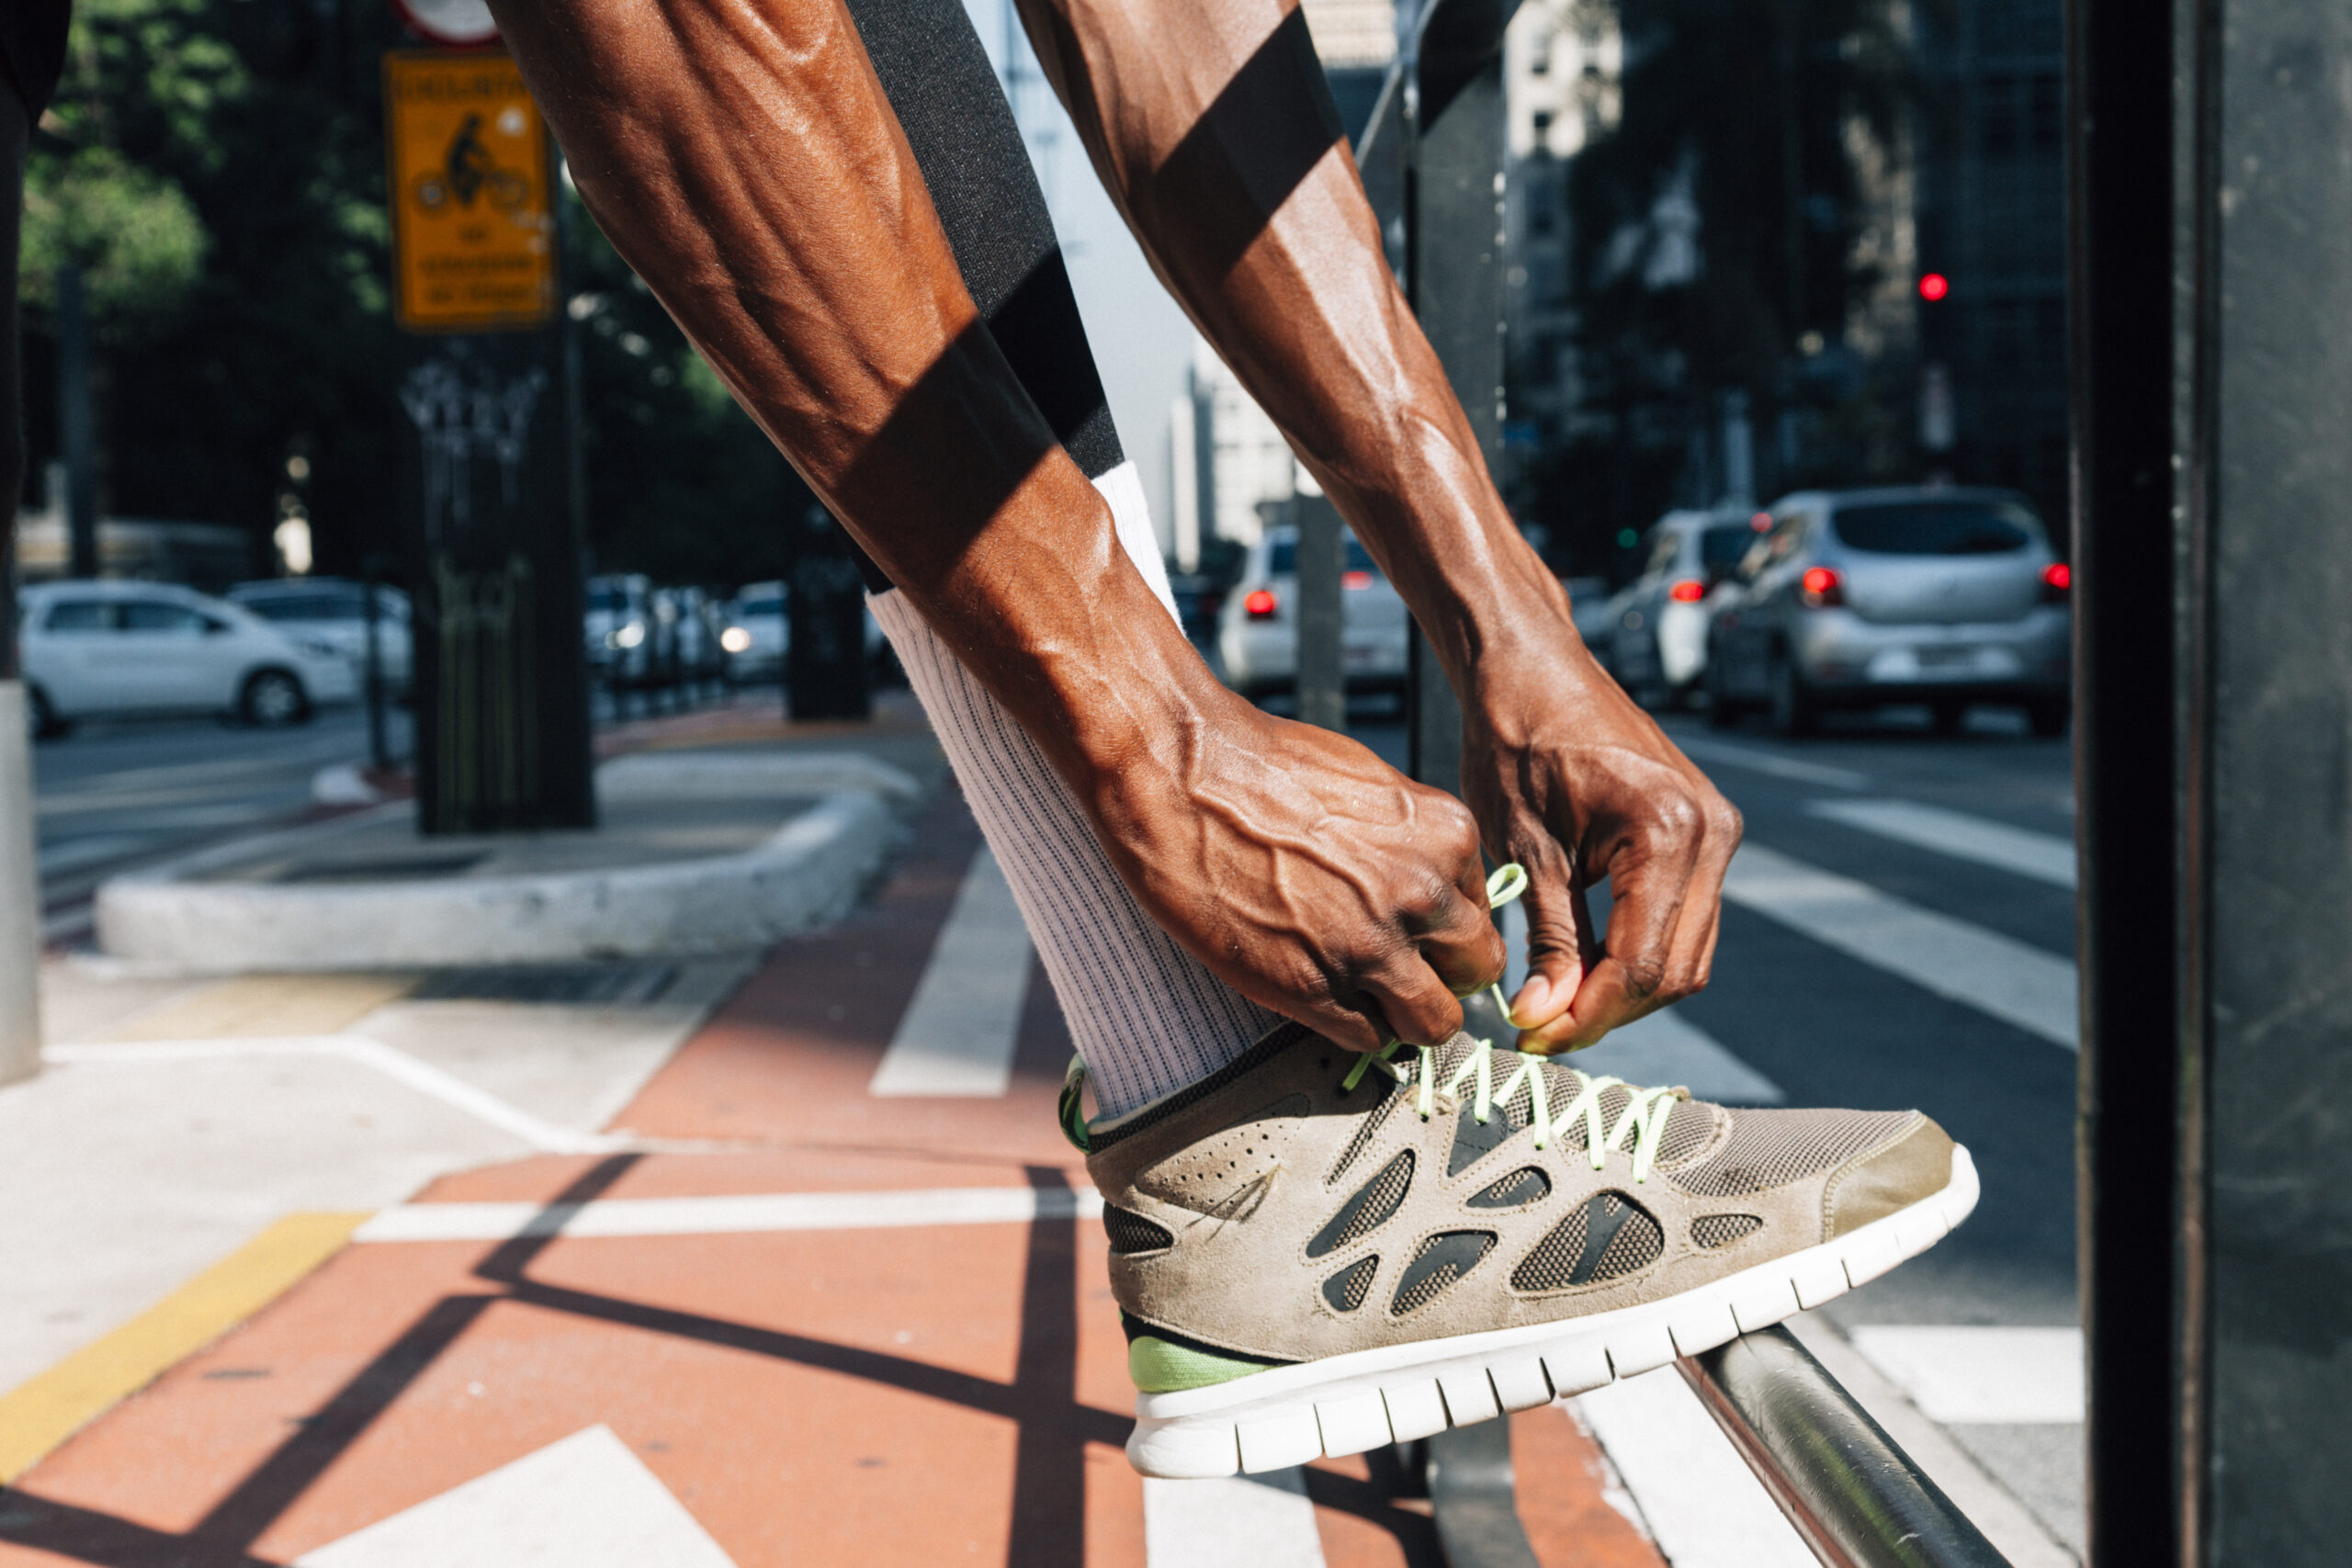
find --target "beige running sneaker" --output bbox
[1065,1018,1976,1479]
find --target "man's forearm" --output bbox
[1017,0,1576,689]
[487,0,1219,784]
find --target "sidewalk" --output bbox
[0,739,1668,1567]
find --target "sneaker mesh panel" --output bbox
[1389,1231,1497,1316]
[1327,1076,1402,1187]
[1102,1205,1175,1255]
[1666,1109,1917,1198]
[1654,1101,1723,1168]
[1306,1149,1415,1258]
[1511,1192,1663,1291]
[1322,1255,1378,1313]
[1467,1167,1551,1209]
[1690,1213,1764,1249]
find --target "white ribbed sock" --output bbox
[868,459,1277,1115]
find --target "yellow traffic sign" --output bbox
[383,51,555,333]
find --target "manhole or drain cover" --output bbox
[410,964,679,1005]
[275,852,491,884]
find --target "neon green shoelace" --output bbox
[1337,863,1684,1183]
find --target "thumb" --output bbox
[1507,858,1592,1032]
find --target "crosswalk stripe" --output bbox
[1144,1468,1326,1567]
[1573,1009,1786,1104]
[1723,844,2078,1048]
[1846,1325,2084,1424]
[868,845,1034,1097]
[1808,798,2077,889]
[1672,734,1874,790]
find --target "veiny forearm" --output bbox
[486,0,1226,788]
[1017,0,1578,690]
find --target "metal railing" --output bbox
[1345,6,2014,1564]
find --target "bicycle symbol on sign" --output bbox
[413,112,532,213]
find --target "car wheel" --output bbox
[240,669,311,728]
[1931,698,1969,737]
[1769,654,1819,738]
[2027,697,2071,738]
[25,685,69,741]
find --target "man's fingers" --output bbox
[1358,953,1467,1047]
[1516,954,1649,1054]
[1419,886,1509,997]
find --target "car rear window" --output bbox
[1700,525,1755,576]
[1831,502,2037,556]
[1267,538,1379,575]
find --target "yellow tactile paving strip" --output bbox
[0,1212,367,1483]
[106,974,418,1042]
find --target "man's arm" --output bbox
[484,0,1504,1052]
[1015,0,1743,1050]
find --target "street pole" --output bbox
[0,80,39,1084]
[55,261,96,581]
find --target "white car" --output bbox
[19,580,359,737]
[1216,525,1409,699]
[226,579,413,694]
[724,581,788,682]
[1598,509,1761,707]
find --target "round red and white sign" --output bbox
[389,0,500,48]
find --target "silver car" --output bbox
[226,579,414,695]
[1704,487,2071,737]
[1599,508,1762,707]
[1216,525,1409,699]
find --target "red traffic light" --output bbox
[1917,272,1951,302]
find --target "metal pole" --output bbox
[2064,0,2187,1559]
[362,559,390,773]
[1679,1328,2013,1568]
[1293,490,1346,731]
[56,263,97,581]
[0,73,40,1086]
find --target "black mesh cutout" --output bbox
[1511,1191,1664,1292]
[1446,1087,1530,1175]
[1690,1213,1764,1250]
[1327,1075,1400,1186]
[1306,1149,1414,1258]
[1102,1205,1175,1255]
[1322,1255,1379,1314]
[1467,1167,1551,1209]
[1389,1231,1498,1316]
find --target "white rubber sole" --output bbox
[1126,1143,1980,1479]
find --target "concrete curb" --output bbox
[96,753,917,972]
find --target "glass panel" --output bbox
[120,600,205,633]
[43,600,114,633]
[1832,502,2038,556]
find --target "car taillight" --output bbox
[1244,588,1279,620]
[2041,561,2071,602]
[1342,570,1374,591]
[1668,579,1705,604]
[1800,566,1845,607]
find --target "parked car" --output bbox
[1216,525,1409,699]
[1704,486,2071,737]
[584,573,653,686]
[1596,510,1760,706]
[19,580,358,736]
[725,581,788,682]
[225,578,413,694]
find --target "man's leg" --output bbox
[847,0,1274,1114]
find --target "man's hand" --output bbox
[1083,691,1506,1055]
[1461,633,1742,1055]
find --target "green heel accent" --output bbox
[1057,1054,1091,1153]
[1128,1335,1269,1393]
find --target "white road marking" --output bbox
[1847,1325,2085,1425]
[1144,1466,1326,1568]
[1808,798,2077,889]
[1570,1009,1786,1103]
[869,845,1035,1097]
[354,1184,1104,1243]
[1573,1369,1818,1568]
[294,1425,738,1567]
[1723,844,2078,1048]
[35,834,149,878]
[1672,734,1874,791]
[46,1036,621,1155]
